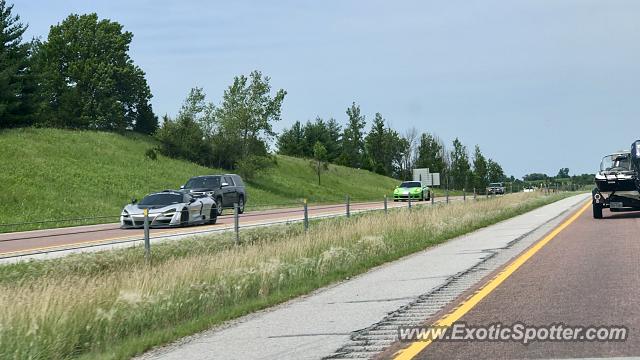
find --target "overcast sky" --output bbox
[13,0,640,177]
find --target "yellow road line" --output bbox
[393,200,591,360]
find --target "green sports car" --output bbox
[393,181,431,201]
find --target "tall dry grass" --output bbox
[0,192,572,359]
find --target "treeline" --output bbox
[0,2,157,133]
[1,1,508,187]
[277,103,506,190]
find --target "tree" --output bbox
[325,118,342,162]
[277,121,305,157]
[557,168,570,178]
[523,173,548,181]
[214,70,286,165]
[155,88,215,165]
[0,0,36,128]
[450,138,471,190]
[364,113,388,175]
[487,159,505,183]
[34,13,155,132]
[415,132,446,174]
[472,145,488,192]
[338,102,366,168]
[311,141,328,185]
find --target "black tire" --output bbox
[426,191,431,201]
[238,196,245,214]
[180,208,189,226]
[215,197,223,216]
[593,203,603,219]
[209,206,218,224]
[420,191,424,201]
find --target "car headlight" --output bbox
[161,209,177,218]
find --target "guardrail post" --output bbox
[234,203,240,245]
[473,188,477,200]
[143,208,151,263]
[384,195,388,214]
[346,195,350,218]
[446,189,449,204]
[303,199,309,232]
[408,194,412,210]
[431,191,435,205]
[463,188,466,201]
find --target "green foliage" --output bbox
[557,167,570,178]
[338,102,366,168]
[155,114,212,164]
[364,113,403,177]
[415,132,446,174]
[311,141,328,185]
[277,120,306,156]
[487,158,505,182]
[277,117,342,163]
[214,70,286,166]
[449,138,471,189]
[0,0,37,128]
[523,173,548,181]
[33,13,156,133]
[235,155,275,181]
[472,145,488,191]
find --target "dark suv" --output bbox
[181,174,247,215]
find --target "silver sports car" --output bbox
[120,190,217,228]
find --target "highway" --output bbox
[138,194,594,360]
[385,197,640,360]
[0,197,461,261]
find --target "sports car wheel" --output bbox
[420,191,425,201]
[180,208,189,226]
[426,191,431,201]
[215,197,223,216]
[238,196,245,214]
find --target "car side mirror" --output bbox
[221,182,229,187]
[131,198,138,204]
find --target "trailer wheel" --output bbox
[593,203,603,219]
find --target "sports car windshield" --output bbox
[399,182,421,188]
[139,194,183,206]
[184,176,220,189]
[601,154,631,172]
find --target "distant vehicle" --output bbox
[393,181,431,202]
[120,191,217,228]
[523,186,535,193]
[593,145,640,219]
[487,182,505,195]
[181,174,246,215]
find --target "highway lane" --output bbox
[387,203,640,359]
[0,197,461,259]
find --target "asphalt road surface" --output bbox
[386,203,640,360]
[0,197,461,260]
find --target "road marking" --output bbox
[393,200,591,360]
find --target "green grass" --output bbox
[0,128,403,231]
[0,192,578,359]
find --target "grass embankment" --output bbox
[0,128,400,231]
[0,192,578,359]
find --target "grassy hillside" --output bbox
[0,128,399,230]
